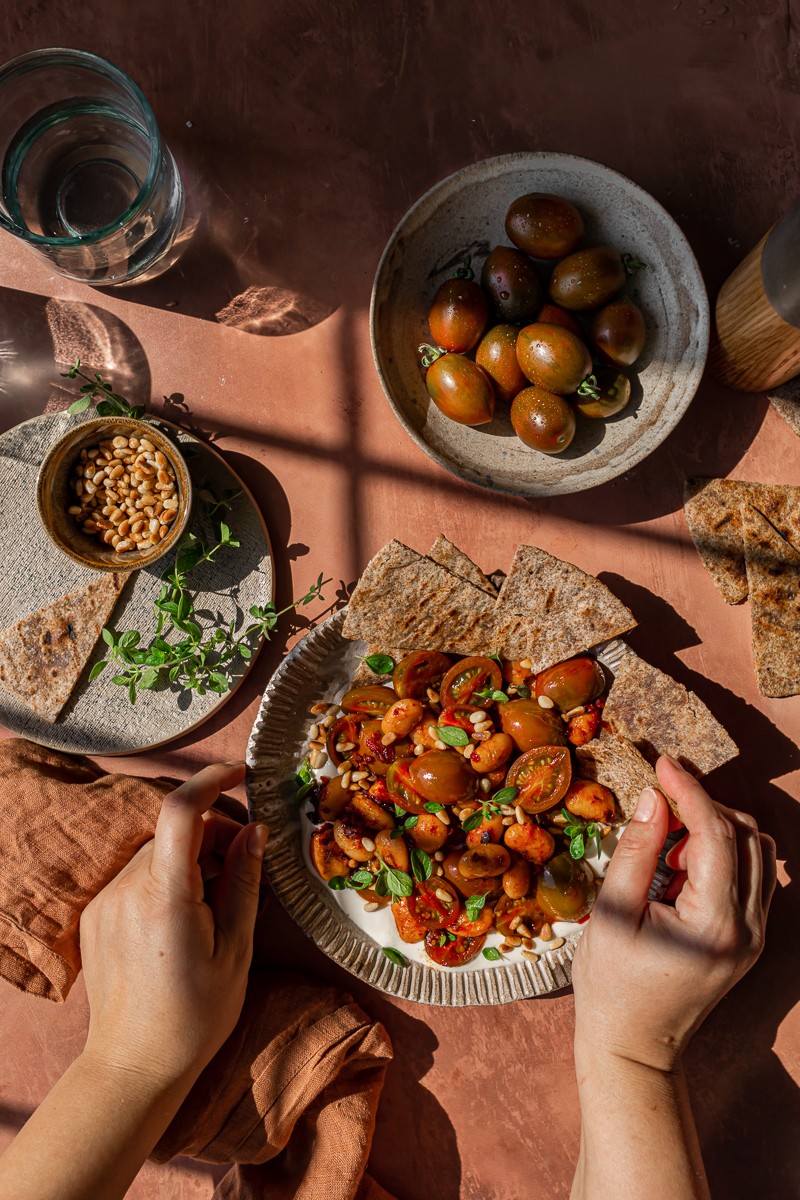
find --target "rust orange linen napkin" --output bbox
[0,738,393,1200]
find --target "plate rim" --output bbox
[369,150,710,499]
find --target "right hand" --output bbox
[572,756,777,1071]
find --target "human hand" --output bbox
[572,756,776,1072]
[80,762,268,1090]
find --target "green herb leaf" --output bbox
[569,832,585,860]
[516,684,531,699]
[490,689,509,703]
[88,660,108,682]
[328,876,348,890]
[295,781,315,805]
[67,395,92,414]
[361,653,395,675]
[438,932,447,946]
[393,803,407,818]
[296,759,314,787]
[465,892,487,922]
[423,801,444,814]
[410,848,432,883]
[482,947,502,961]
[403,815,418,830]
[349,869,374,889]
[374,873,389,897]
[390,827,405,840]
[437,725,469,747]
[461,810,484,833]
[101,627,116,648]
[139,667,159,691]
[382,947,408,968]
[493,786,519,806]
[378,858,413,898]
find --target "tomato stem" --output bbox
[576,373,601,399]
[452,254,474,281]
[418,342,447,369]
[623,253,647,274]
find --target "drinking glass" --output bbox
[0,48,185,285]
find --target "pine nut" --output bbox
[361,837,376,852]
[434,739,446,751]
[509,916,521,931]
[155,450,167,467]
[341,771,352,789]
[139,438,155,452]
[564,705,586,721]
[499,943,513,954]
[435,809,450,826]
[479,777,491,792]
[537,695,555,709]
[469,711,484,725]
[308,723,320,741]
[522,950,539,962]
[502,816,514,825]
[516,922,533,939]
[414,744,425,755]
[515,805,530,825]
[310,703,328,714]
[137,539,154,550]
[434,888,450,904]
[67,505,82,516]
[84,480,96,494]
[112,436,128,448]
[434,851,445,862]
[381,732,397,746]
[309,749,327,770]
[426,688,439,703]
[520,658,533,671]
[540,923,553,941]
[351,771,369,782]
[115,538,133,552]
[435,865,444,876]
[504,934,521,946]
[363,901,379,912]
[427,725,438,739]
[547,937,565,950]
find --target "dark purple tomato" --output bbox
[511,387,576,455]
[393,651,452,700]
[590,298,646,366]
[536,303,584,338]
[505,193,585,260]
[428,278,489,353]
[425,354,495,426]
[475,324,527,402]
[408,749,480,806]
[498,699,569,752]
[534,656,605,712]
[574,366,631,419]
[516,323,592,394]
[548,245,626,311]
[480,246,542,325]
[536,853,593,921]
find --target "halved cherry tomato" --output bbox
[408,879,461,930]
[392,898,426,944]
[505,745,572,813]
[393,651,452,700]
[326,715,362,767]
[340,685,398,716]
[438,707,476,733]
[409,749,479,805]
[424,930,486,967]
[368,778,390,803]
[358,719,411,775]
[449,904,495,938]
[440,656,502,709]
[386,759,428,815]
[494,895,546,938]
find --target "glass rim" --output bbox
[0,46,163,247]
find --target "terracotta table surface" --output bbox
[1,3,799,1198]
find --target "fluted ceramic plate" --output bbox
[370,152,709,498]
[247,609,673,1006]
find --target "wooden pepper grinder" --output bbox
[710,202,800,391]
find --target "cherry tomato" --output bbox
[386,759,428,815]
[494,895,546,938]
[392,897,426,944]
[505,745,572,813]
[437,707,476,733]
[326,715,362,767]
[505,193,585,260]
[341,685,397,716]
[408,879,461,930]
[428,278,489,352]
[534,656,605,712]
[449,904,495,938]
[591,298,645,367]
[536,853,594,922]
[511,386,576,455]
[310,826,351,881]
[516,323,593,395]
[458,844,511,878]
[499,699,568,752]
[536,302,583,338]
[475,324,527,402]
[409,749,480,805]
[358,718,411,775]
[548,245,627,311]
[425,353,495,426]
[442,850,499,898]
[574,366,631,419]
[393,651,452,700]
[481,246,543,325]
[440,656,502,709]
[368,778,390,803]
[564,778,618,824]
[424,930,486,967]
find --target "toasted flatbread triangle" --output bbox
[427,535,497,596]
[0,573,124,722]
[492,545,636,671]
[684,478,800,604]
[341,540,496,656]
[575,730,679,819]
[602,647,738,776]
[743,504,800,697]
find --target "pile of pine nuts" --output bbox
[68,434,180,554]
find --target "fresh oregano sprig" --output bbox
[562,807,604,860]
[63,358,146,419]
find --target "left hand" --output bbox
[79,762,268,1089]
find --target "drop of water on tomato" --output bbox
[500,290,509,300]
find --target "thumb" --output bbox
[212,822,269,957]
[597,788,669,919]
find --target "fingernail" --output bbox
[660,754,682,770]
[225,760,246,770]
[633,788,659,822]
[247,823,269,858]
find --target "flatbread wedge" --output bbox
[602,647,738,776]
[575,730,678,819]
[427,535,497,596]
[0,573,125,722]
[743,504,800,697]
[492,545,636,671]
[341,540,496,656]
[684,478,800,603]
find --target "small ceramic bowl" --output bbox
[370,152,710,498]
[36,417,192,572]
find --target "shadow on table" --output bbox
[0,288,150,435]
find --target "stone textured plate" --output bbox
[247,609,675,1006]
[0,412,274,755]
[370,152,709,497]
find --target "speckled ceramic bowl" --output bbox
[36,416,192,572]
[370,152,709,497]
